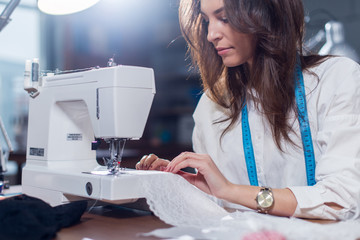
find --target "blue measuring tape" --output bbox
[242,59,316,186]
[241,106,259,186]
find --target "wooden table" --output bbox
[2,186,340,240]
[56,206,339,240]
[55,205,171,240]
[1,186,170,240]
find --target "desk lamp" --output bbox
[319,21,359,62]
[306,20,359,63]
[37,0,101,15]
[0,117,13,193]
[0,0,101,193]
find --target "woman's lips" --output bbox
[216,47,231,56]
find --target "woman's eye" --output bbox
[202,19,209,25]
[221,17,229,23]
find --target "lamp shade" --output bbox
[319,21,359,62]
[37,0,100,15]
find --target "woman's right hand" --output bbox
[135,154,170,171]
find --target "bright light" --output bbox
[37,0,101,15]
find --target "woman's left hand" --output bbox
[165,152,233,199]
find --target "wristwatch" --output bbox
[255,187,274,214]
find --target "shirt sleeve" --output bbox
[289,57,360,220]
[192,93,210,155]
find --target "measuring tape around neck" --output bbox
[241,60,316,186]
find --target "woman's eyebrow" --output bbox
[200,7,224,17]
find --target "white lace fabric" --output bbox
[136,171,360,240]
[141,172,228,227]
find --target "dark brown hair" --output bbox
[179,0,327,150]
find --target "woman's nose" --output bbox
[207,21,222,43]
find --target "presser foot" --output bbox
[102,157,125,175]
[108,167,127,175]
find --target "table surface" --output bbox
[54,207,337,240]
[55,205,171,240]
[1,186,170,240]
[2,186,338,240]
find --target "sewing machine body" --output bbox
[22,65,156,206]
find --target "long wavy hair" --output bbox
[179,0,327,150]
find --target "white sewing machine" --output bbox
[22,59,156,206]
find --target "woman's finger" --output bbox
[167,152,206,172]
[167,152,194,170]
[143,154,159,169]
[167,156,203,173]
[136,154,170,171]
[149,158,170,170]
[136,155,148,170]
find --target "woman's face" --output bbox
[200,0,256,68]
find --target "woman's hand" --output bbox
[165,152,233,199]
[136,154,170,171]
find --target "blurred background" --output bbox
[0,0,359,185]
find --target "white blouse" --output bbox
[192,57,360,220]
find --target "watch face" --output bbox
[258,191,274,208]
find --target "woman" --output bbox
[137,0,360,220]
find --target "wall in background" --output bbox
[42,0,201,151]
[303,0,360,58]
[0,0,359,157]
[0,0,40,152]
